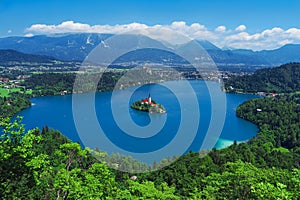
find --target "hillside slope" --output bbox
[224,62,300,93]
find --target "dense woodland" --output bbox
[22,73,77,96]
[224,62,300,93]
[1,63,300,199]
[1,93,300,199]
[0,93,31,119]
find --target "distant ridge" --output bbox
[196,40,220,50]
[0,33,112,61]
[259,44,300,64]
[0,34,300,71]
[0,49,58,65]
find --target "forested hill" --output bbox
[224,62,300,93]
[0,49,57,65]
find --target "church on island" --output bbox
[131,94,166,113]
[141,94,152,105]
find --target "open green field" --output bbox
[0,86,31,97]
[0,88,10,97]
[0,87,21,97]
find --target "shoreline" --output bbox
[4,79,261,155]
[215,138,248,150]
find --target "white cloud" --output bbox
[278,39,293,46]
[261,27,284,37]
[286,28,300,39]
[24,33,34,37]
[215,25,226,33]
[220,27,300,50]
[235,25,246,32]
[170,21,187,30]
[26,21,149,34]
[24,21,300,51]
[190,23,206,31]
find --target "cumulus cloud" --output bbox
[26,21,149,34]
[24,21,300,51]
[286,28,300,39]
[215,25,226,33]
[170,21,187,30]
[24,33,34,37]
[235,25,246,32]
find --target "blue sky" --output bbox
[1,0,300,50]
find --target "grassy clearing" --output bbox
[0,86,23,97]
[0,88,10,97]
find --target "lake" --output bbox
[17,80,259,163]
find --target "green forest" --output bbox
[224,62,300,93]
[1,63,300,199]
[0,92,31,119]
[1,93,300,199]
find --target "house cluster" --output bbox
[0,77,10,83]
[0,77,20,89]
[60,90,68,95]
[257,92,278,97]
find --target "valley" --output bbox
[0,30,300,200]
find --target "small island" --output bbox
[131,94,166,113]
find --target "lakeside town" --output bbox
[0,59,255,97]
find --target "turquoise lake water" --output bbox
[16,80,259,163]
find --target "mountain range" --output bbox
[0,49,57,64]
[0,33,300,71]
